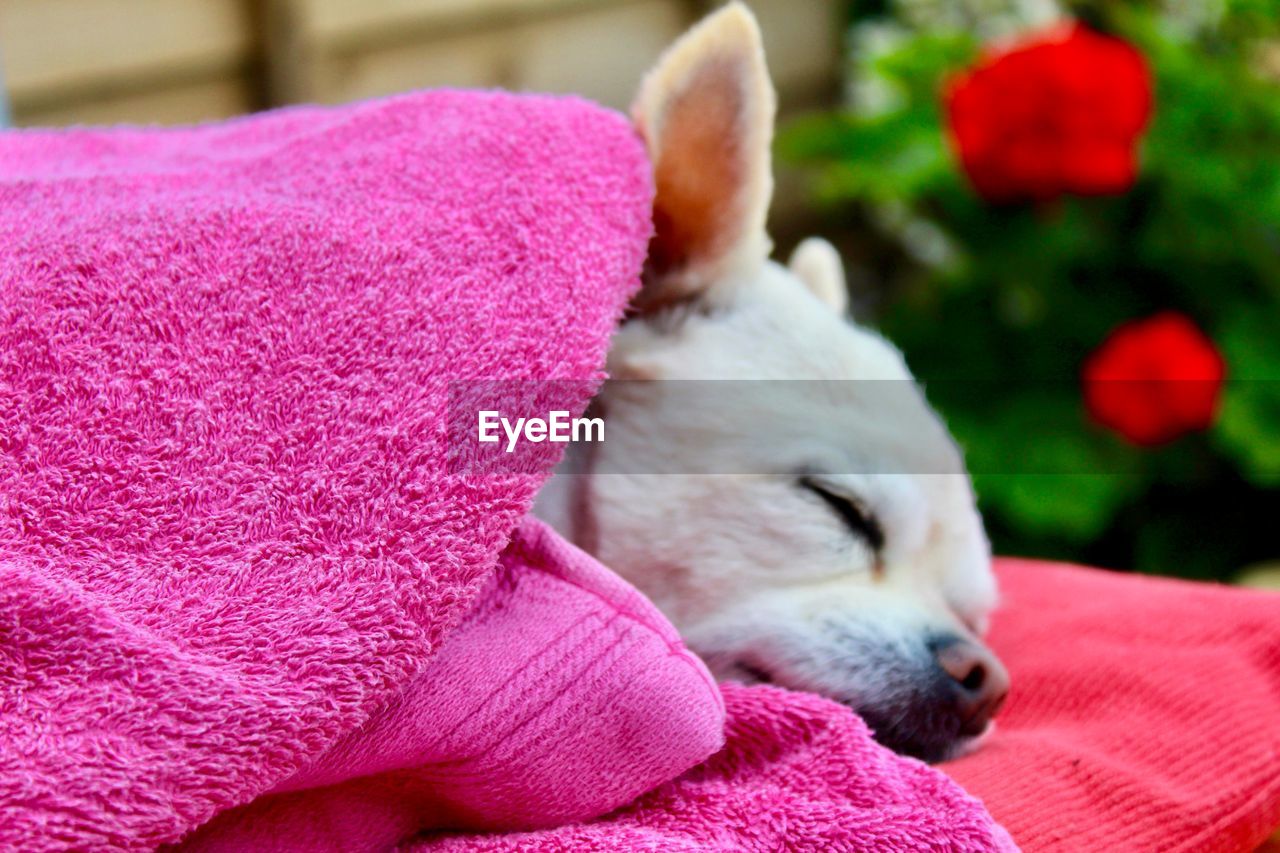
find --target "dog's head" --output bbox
[547,3,1007,762]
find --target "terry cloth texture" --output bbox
[945,559,1280,852]
[0,90,670,850]
[418,683,1018,852]
[177,517,726,851]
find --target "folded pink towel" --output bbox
[0,91,693,850]
[177,517,725,850]
[422,684,1017,852]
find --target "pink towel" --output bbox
[176,517,726,851]
[0,91,670,849]
[421,684,1017,852]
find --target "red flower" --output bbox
[945,23,1153,203]
[1082,312,1226,447]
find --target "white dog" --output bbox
[536,2,1007,762]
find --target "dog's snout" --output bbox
[935,638,1009,735]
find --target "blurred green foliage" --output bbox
[781,0,1280,579]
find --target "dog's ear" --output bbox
[788,238,848,315]
[631,2,775,312]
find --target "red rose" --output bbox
[945,23,1153,202]
[1082,312,1226,447]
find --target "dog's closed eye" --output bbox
[798,476,885,555]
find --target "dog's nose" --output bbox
[935,639,1009,735]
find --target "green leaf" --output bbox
[1215,307,1280,485]
[944,397,1145,541]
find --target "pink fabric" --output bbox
[0,92,663,850]
[419,684,1018,852]
[178,517,725,850]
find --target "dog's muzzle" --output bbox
[856,633,1009,762]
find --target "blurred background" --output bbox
[3,0,1278,587]
[0,1,839,127]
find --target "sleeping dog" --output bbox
[536,2,1007,762]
